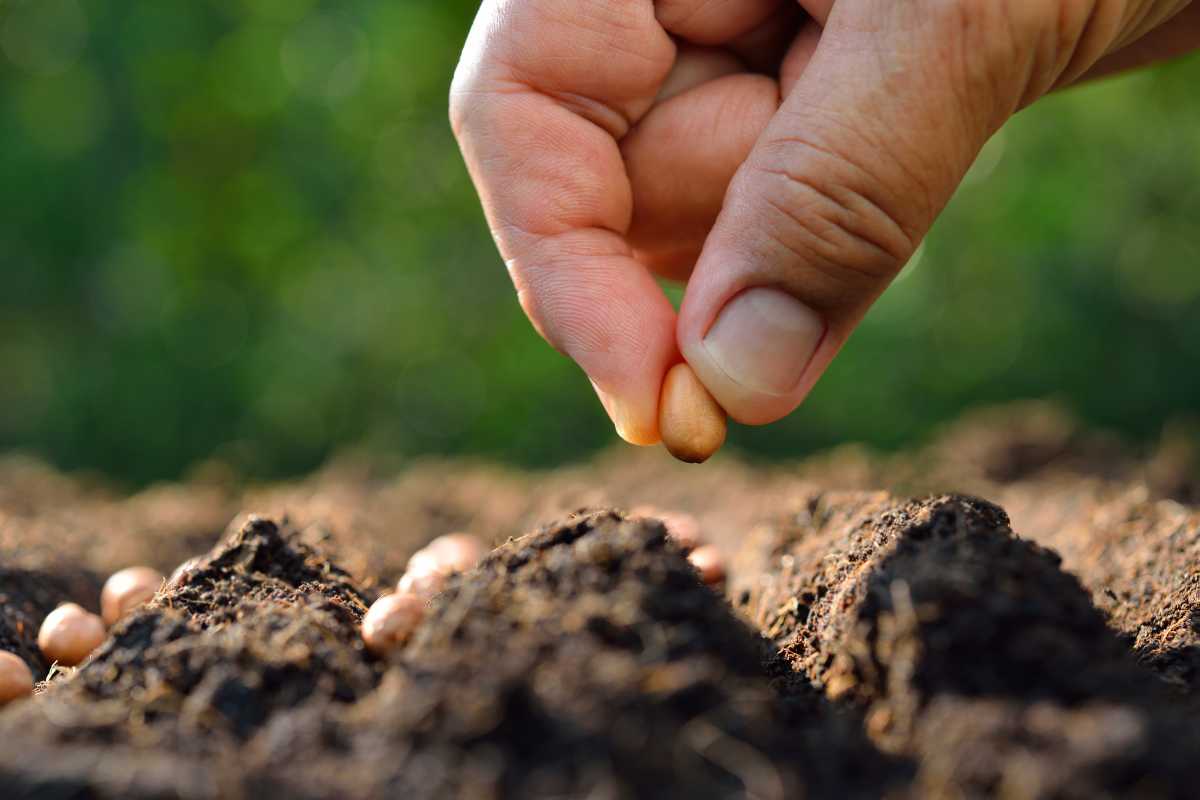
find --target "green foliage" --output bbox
[2,1,1198,484]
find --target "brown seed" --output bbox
[397,560,448,601]
[37,603,106,667]
[659,363,727,464]
[425,533,487,574]
[361,592,424,656]
[101,566,165,626]
[0,651,34,706]
[688,545,726,586]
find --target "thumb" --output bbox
[677,0,1083,425]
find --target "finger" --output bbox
[625,73,780,281]
[678,0,1089,425]
[776,0,831,96]
[451,0,679,444]
[655,0,784,45]
[779,20,821,97]
[1076,4,1200,83]
[796,0,834,26]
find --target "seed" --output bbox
[37,603,106,667]
[406,548,442,575]
[398,562,447,601]
[0,651,34,706]
[424,533,487,574]
[688,545,726,586]
[658,363,727,464]
[101,566,165,626]
[361,592,424,656]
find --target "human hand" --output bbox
[451,0,1200,448]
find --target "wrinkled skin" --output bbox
[451,0,1200,444]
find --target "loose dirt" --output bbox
[1,402,1198,798]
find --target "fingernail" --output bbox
[590,380,657,446]
[701,288,824,396]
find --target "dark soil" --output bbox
[2,402,1199,798]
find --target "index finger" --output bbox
[450,0,681,445]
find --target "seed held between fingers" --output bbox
[659,363,727,464]
[0,651,34,706]
[37,603,106,667]
[101,567,165,626]
[688,545,727,586]
[362,592,425,656]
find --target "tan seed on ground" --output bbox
[0,651,34,706]
[101,566,165,626]
[398,562,448,600]
[362,592,425,656]
[687,545,726,586]
[406,548,442,576]
[37,603,106,667]
[659,363,727,464]
[425,532,487,574]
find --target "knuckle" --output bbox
[926,0,1057,45]
[448,63,483,141]
[448,92,469,140]
[655,0,776,42]
[921,0,1095,108]
[746,145,918,291]
[924,0,1027,112]
[654,0,717,38]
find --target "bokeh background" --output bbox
[2,0,1199,486]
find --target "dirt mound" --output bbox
[760,497,1136,713]
[741,494,1200,796]
[264,510,900,799]
[0,518,375,796]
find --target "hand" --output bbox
[451,0,1200,446]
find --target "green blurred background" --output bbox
[2,0,1199,486]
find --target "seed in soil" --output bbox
[405,548,442,577]
[659,363,727,463]
[362,591,424,655]
[101,566,165,625]
[36,603,106,667]
[397,564,447,600]
[688,544,726,585]
[0,651,34,706]
[424,532,487,574]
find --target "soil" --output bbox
[1,401,1199,798]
